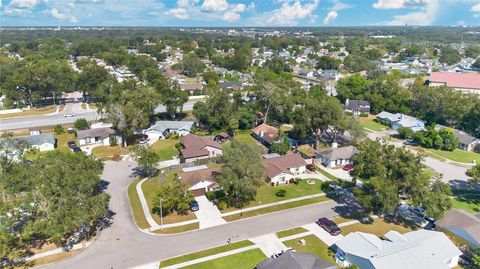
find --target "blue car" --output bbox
[190,201,199,211]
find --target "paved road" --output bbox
[45,161,340,269]
[0,102,197,131]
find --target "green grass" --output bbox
[452,195,480,214]
[426,148,480,164]
[91,145,129,158]
[340,218,414,237]
[160,240,254,267]
[284,235,335,265]
[223,196,330,222]
[358,117,388,132]
[180,249,266,269]
[150,138,179,161]
[276,227,309,238]
[55,132,76,150]
[151,222,199,234]
[127,178,150,229]
[223,130,261,149]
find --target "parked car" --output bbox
[410,207,426,218]
[72,147,82,153]
[359,216,374,224]
[404,138,418,146]
[306,164,316,172]
[316,217,341,236]
[139,137,150,145]
[67,141,77,149]
[190,200,199,211]
[67,127,75,133]
[342,164,354,171]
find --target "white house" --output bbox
[316,146,358,168]
[377,111,425,132]
[77,127,121,146]
[263,153,307,185]
[334,230,462,269]
[15,133,55,152]
[144,120,197,142]
[180,134,223,163]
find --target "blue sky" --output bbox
[1,0,479,27]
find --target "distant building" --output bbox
[376,111,425,132]
[344,99,371,116]
[180,83,204,92]
[318,70,342,81]
[427,72,480,94]
[218,81,244,90]
[263,153,307,185]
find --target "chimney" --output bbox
[332,142,338,149]
[345,99,350,106]
[260,130,264,137]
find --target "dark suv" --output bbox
[316,217,341,236]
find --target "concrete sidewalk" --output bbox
[250,233,288,257]
[24,241,92,262]
[194,196,227,229]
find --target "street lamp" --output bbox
[160,198,164,231]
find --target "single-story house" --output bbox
[145,120,197,141]
[344,99,371,116]
[263,153,307,185]
[178,167,221,196]
[77,127,121,146]
[334,230,462,269]
[318,70,342,81]
[218,81,244,90]
[436,209,480,247]
[435,125,479,151]
[213,132,230,144]
[180,134,223,163]
[180,82,204,92]
[316,146,358,168]
[427,72,480,94]
[376,111,425,132]
[251,123,279,147]
[13,133,55,152]
[255,251,336,269]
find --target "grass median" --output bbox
[127,178,150,230]
[276,227,309,239]
[151,222,199,234]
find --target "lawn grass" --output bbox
[223,196,330,222]
[223,130,262,149]
[160,240,254,267]
[149,138,179,161]
[340,218,413,237]
[284,235,335,265]
[151,222,199,234]
[91,145,130,158]
[141,173,196,224]
[276,227,309,238]
[180,248,266,269]
[426,148,480,164]
[55,132,76,150]
[22,249,81,268]
[0,105,57,119]
[127,178,150,229]
[452,195,480,214]
[358,117,388,132]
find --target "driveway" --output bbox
[321,166,352,181]
[250,233,288,257]
[302,223,344,247]
[193,196,226,229]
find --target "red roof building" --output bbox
[428,72,480,94]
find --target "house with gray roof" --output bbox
[334,230,462,269]
[435,125,479,152]
[376,111,425,132]
[77,127,121,146]
[316,146,358,168]
[344,99,371,116]
[145,120,197,142]
[437,209,480,247]
[256,251,336,269]
[3,133,56,152]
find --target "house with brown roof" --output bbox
[180,134,223,163]
[252,123,279,147]
[178,167,221,196]
[263,153,307,185]
[428,72,480,94]
[180,82,204,92]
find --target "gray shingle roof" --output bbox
[15,133,55,146]
[146,120,196,134]
[256,252,336,269]
[436,125,477,145]
[77,127,116,140]
[317,146,358,161]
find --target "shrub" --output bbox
[206,190,225,201]
[359,112,369,117]
[175,142,184,150]
[217,200,227,210]
[109,135,118,146]
[345,111,354,116]
[276,189,287,197]
[74,118,89,130]
[397,127,414,139]
[54,124,65,134]
[289,178,301,185]
[321,182,334,192]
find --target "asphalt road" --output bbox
[44,160,340,269]
[0,102,197,131]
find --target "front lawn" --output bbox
[149,138,179,161]
[358,117,388,132]
[284,235,336,265]
[180,249,266,269]
[127,178,150,229]
[151,222,199,234]
[55,132,76,150]
[426,148,480,164]
[340,218,414,237]
[276,227,309,239]
[223,130,262,150]
[160,240,254,267]
[452,195,480,214]
[91,145,129,158]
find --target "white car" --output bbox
[64,113,75,117]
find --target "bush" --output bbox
[54,125,65,134]
[359,112,369,117]
[206,190,225,201]
[175,142,184,150]
[164,132,172,139]
[109,135,118,146]
[112,154,122,161]
[216,199,227,210]
[275,189,287,197]
[321,182,334,192]
[74,118,89,130]
[397,127,414,139]
[345,111,354,116]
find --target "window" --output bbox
[85,137,91,144]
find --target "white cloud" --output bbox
[385,0,439,26]
[265,0,320,26]
[223,3,245,21]
[373,0,430,10]
[201,0,229,13]
[48,8,78,23]
[332,0,354,11]
[323,10,338,24]
[472,2,480,18]
[4,0,45,15]
[165,7,189,19]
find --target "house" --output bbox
[77,127,121,146]
[376,111,425,132]
[180,83,204,92]
[255,251,336,269]
[427,72,480,94]
[13,133,55,152]
[178,167,221,196]
[251,123,279,147]
[218,81,244,90]
[334,230,462,269]
[435,125,479,151]
[213,132,230,144]
[316,146,358,168]
[318,70,342,81]
[145,120,196,141]
[263,153,307,185]
[344,99,371,116]
[180,134,223,163]
[437,209,480,247]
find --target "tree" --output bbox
[473,58,480,70]
[131,145,160,178]
[315,56,340,70]
[397,127,414,139]
[152,177,192,216]
[180,53,205,77]
[438,128,459,151]
[159,84,189,119]
[54,124,64,134]
[466,164,480,184]
[439,47,460,65]
[465,45,480,58]
[74,118,89,130]
[76,63,111,99]
[269,132,290,155]
[421,180,452,219]
[216,140,265,208]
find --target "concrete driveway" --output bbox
[193,196,226,229]
[302,223,344,247]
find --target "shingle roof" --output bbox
[14,133,55,146]
[77,127,116,140]
[429,72,480,90]
[180,134,222,159]
[180,83,204,91]
[317,146,358,161]
[344,99,371,112]
[146,120,196,134]
[436,209,480,246]
[263,153,307,179]
[256,251,336,269]
[436,125,477,145]
[218,81,243,88]
[178,167,221,187]
[251,123,279,145]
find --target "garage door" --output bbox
[191,188,206,197]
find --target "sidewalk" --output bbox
[250,233,288,257]
[24,241,92,262]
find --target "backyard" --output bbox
[150,138,180,161]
